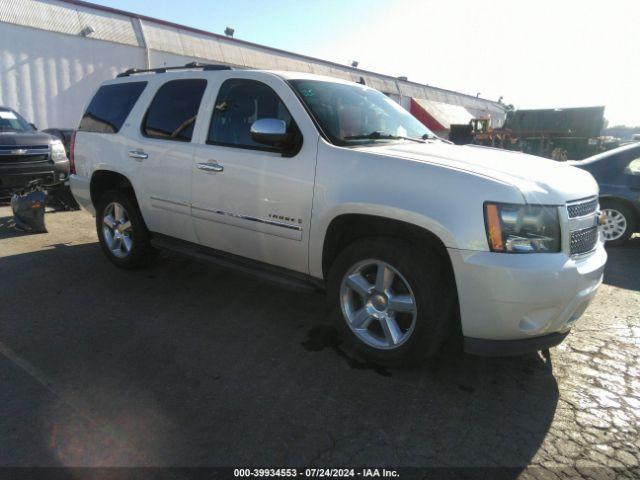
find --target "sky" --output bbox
[94,0,640,126]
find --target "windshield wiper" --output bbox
[344,131,425,143]
[422,133,453,144]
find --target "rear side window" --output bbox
[79,82,147,134]
[142,79,207,142]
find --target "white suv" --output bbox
[70,64,607,366]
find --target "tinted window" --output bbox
[79,82,146,134]
[143,79,207,142]
[290,79,433,146]
[208,79,297,150]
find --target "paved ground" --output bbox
[0,206,638,478]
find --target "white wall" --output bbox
[0,22,145,129]
[0,0,505,129]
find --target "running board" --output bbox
[150,234,324,293]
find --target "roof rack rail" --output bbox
[117,62,234,77]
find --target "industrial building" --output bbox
[0,0,507,133]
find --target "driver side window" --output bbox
[207,79,296,151]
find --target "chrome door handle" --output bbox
[196,162,224,172]
[128,150,148,160]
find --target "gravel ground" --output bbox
[0,206,638,478]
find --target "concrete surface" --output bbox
[0,206,638,478]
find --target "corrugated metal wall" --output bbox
[0,21,144,128]
[0,0,506,129]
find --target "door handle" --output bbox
[196,162,224,172]
[128,150,148,160]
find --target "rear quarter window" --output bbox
[79,82,147,134]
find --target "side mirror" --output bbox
[29,123,37,131]
[250,118,290,146]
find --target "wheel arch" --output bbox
[90,169,138,209]
[600,195,640,227]
[320,211,455,281]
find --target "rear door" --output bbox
[190,72,319,274]
[129,77,208,243]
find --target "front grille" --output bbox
[570,226,599,255]
[567,197,598,218]
[0,145,49,164]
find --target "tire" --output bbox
[600,199,636,247]
[327,237,457,367]
[95,189,155,269]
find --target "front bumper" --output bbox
[0,160,69,192]
[448,242,606,354]
[464,331,569,356]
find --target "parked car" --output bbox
[41,128,80,210]
[42,128,74,157]
[70,64,606,366]
[0,107,69,197]
[570,143,640,245]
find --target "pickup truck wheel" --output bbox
[96,190,154,269]
[600,200,635,246]
[328,237,455,367]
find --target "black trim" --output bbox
[118,62,233,77]
[204,140,283,155]
[463,331,570,357]
[150,233,324,292]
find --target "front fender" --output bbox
[309,203,459,278]
[309,140,525,278]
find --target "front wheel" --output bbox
[96,190,155,268]
[327,237,457,367]
[600,200,636,246]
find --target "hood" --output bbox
[0,131,56,147]
[361,142,598,205]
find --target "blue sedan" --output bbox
[571,143,640,245]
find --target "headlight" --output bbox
[484,202,560,253]
[50,140,67,162]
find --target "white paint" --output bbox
[0,22,145,128]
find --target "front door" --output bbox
[190,74,318,274]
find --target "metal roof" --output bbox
[0,0,504,112]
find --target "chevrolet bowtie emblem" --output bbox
[11,149,28,155]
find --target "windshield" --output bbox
[0,108,33,133]
[289,80,434,146]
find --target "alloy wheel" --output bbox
[102,202,133,258]
[340,259,417,350]
[602,208,627,242]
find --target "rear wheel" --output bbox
[600,199,635,246]
[327,237,457,367]
[96,190,155,268]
